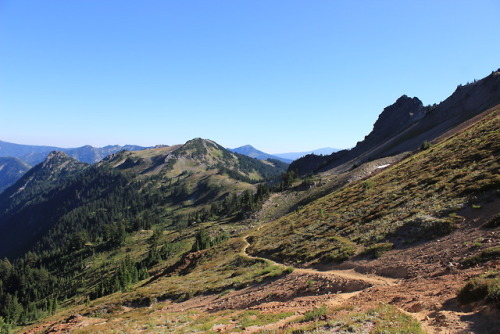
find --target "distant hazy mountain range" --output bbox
[0,140,147,165]
[0,141,148,192]
[273,148,339,161]
[0,157,31,193]
[228,145,339,163]
[228,145,292,163]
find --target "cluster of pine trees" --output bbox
[91,256,149,299]
[192,228,229,252]
[0,256,59,328]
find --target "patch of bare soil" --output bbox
[22,314,107,334]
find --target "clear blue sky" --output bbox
[1,0,499,153]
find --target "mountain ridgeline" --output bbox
[0,138,287,258]
[0,140,147,165]
[290,69,500,175]
[0,142,149,191]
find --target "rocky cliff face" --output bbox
[290,69,500,175]
[359,95,427,150]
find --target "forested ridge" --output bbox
[0,140,289,331]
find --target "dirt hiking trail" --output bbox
[242,235,399,287]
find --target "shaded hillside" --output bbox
[0,152,88,257]
[0,157,31,193]
[291,69,500,175]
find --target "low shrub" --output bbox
[300,305,327,322]
[460,247,500,268]
[398,216,457,241]
[323,244,356,263]
[420,140,432,150]
[362,180,375,190]
[360,242,393,258]
[483,214,500,228]
[457,271,500,308]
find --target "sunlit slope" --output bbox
[100,138,287,215]
[248,107,499,264]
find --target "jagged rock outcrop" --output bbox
[290,69,500,175]
[359,95,427,150]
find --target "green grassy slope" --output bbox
[248,107,499,264]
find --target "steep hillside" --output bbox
[249,106,499,264]
[0,157,31,193]
[0,152,88,257]
[291,69,500,175]
[0,84,497,333]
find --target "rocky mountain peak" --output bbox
[45,150,70,160]
[36,151,87,181]
[369,95,426,138]
[41,151,75,169]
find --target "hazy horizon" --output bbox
[1,1,499,153]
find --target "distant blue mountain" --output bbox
[274,147,339,161]
[0,157,31,193]
[0,140,147,165]
[228,145,292,164]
